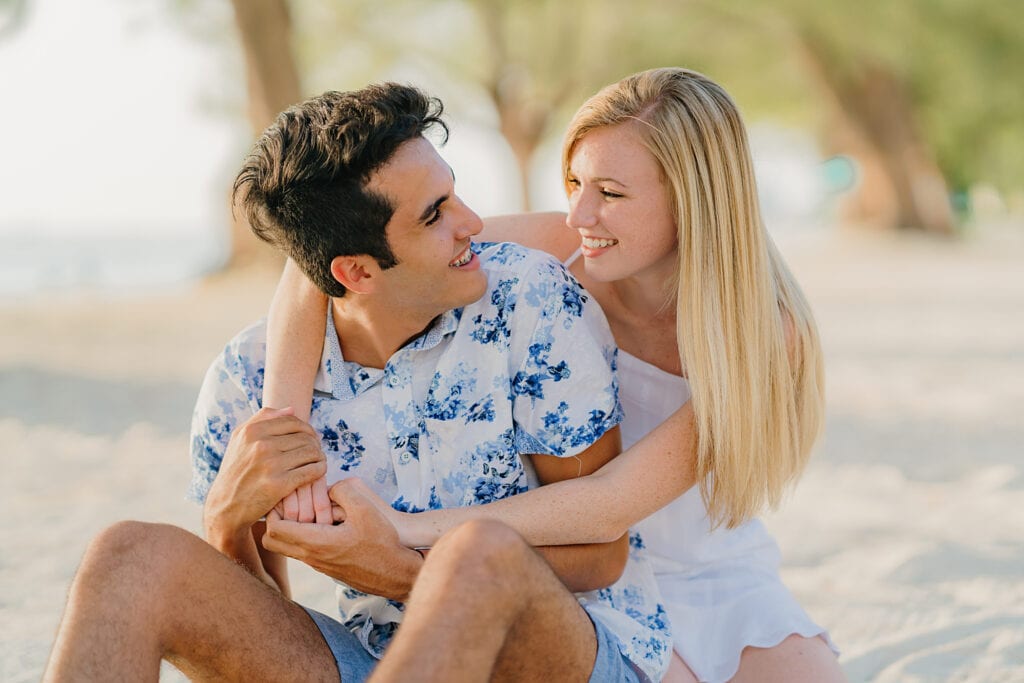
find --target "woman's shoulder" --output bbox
[480,212,578,262]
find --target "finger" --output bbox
[297,483,315,523]
[328,480,378,527]
[267,508,282,522]
[286,459,329,493]
[331,503,346,524]
[261,527,304,560]
[244,414,318,439]
[350,477,393,515]
[264,516,332,553]
[312,477,333,525]
[328,478,375,512]
[263,438,325,474]
[281,491,299,521]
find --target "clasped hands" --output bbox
[207,408,418,599]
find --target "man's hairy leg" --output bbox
[371,520,598,683]
[44,521,339,683]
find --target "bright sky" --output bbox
[0,0,240,238]
[0,0,822,248]
[0,0,549,244]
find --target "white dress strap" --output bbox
[563,247,583,268]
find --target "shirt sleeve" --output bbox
[509,255,622,458]
[186,333,264,504]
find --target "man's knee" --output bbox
[435,519,528,558]
[426,520,534,584]
[77,521,198,593]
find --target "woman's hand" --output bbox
[276,478,334,524]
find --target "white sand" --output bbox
[2,228,1022,682]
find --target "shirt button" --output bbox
[388,375,399,387]
[399,451,411,464]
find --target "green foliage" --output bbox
[170,0,1024,193]
[0,0,27,40]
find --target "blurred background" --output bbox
[1,1,1022,681]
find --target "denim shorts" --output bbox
[303,606,641,683]
[588,612,643,683]
[302,607,377,682]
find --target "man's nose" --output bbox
[454,197,483,238]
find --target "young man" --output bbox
[44,84,670,682]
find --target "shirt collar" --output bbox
[314,306,463,400]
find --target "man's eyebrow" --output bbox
[418,194,448,223]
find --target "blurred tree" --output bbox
[226,0,301,266]
[0,0,28,40]
[167,0,300,267]
[289,0,640,211]
[169,0,1024,245]
[667,0,1024,233]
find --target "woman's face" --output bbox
[565,122,678,284]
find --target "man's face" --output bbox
[365,137,487,320]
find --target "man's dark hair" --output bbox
[233,83,448,296]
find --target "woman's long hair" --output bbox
[562,68,825,528]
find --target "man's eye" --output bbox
[426,207,442,226]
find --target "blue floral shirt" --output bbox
[188,242,672,681]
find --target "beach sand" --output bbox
[2,227,1022,682]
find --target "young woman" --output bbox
[263,68,844,682]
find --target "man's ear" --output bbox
[330,255,378,294]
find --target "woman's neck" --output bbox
[573,263,683,377]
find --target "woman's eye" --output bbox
[566,178,580,189]
[601,189,623,199]
[426,207,442,226]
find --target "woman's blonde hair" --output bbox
[562,68,825,528]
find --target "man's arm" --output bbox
[201,407,327,593]
[525,426,630,592]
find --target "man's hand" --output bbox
[204,407,326,541]
[262,481,422,601]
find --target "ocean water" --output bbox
[0,232,228,298]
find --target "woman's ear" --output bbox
[330,255,378,294]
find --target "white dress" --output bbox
[619,350,838,682]
[564,247,838,682]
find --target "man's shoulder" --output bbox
[208,318,269,380]
[459,242,602,346]
[474,242,579,303]
[476,241,566,279]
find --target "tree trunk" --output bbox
[476,1,554,212]
[496,93,547,213]
[228,0,303,267]
[794,30,955,235]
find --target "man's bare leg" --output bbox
[44,521,339,683]
[371,520,600,683]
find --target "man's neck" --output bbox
[329,297,437,369]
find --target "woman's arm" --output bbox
[264,258,331,523]
[391,402,698,548]
[480,211,579,261]
[264,259,327,421]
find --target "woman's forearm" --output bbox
[263,258,328,421]
[399,403,698,547]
